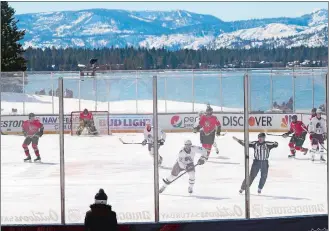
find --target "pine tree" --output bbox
[1,1,26,71]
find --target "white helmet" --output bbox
[184,140,192,146]
[316,108,322,114]
[146,120,151,125]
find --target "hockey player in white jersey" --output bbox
[142,121,166,165]
[308,108,327,161]
[159,140,207,194]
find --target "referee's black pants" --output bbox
[241,160,269,190]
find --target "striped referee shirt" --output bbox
[238,140,278,161]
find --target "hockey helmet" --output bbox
[316,108,322,118]
[184,140,192,151]
[291,115,298,122]
[83,108,89,114]
[145,120,151,130]
[206,105,213,115]
[184,140,192,146]
[316,108,322,114]
[311,108,317,114]
[258,133,266,138]
[28,113,35,120]
[258,132,266,142]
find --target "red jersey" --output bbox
[289,121,307,137]
[79,112,93,120]
[22,119,43,136]
[199,115,221,135]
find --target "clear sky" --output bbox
[9,1,328,21]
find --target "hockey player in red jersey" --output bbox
[282,115,308,158]
[76,109,98,135]
[193,105,221,159]
[22,113,44,162]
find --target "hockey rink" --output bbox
[1,132,327,224]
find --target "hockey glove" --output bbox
[198,156,207,165]
[192,128,198,133]
[323,133,327,140]
[216,127,221,136]
[185,163,195,172]
[23,131,27,137]
[142,140,147,146]
[159,139,165,146]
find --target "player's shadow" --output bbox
[206,160,240,165]
[209,156,230,160]
[162,193,230,201]
[251,194,310,201]
[34,162,58,165]
[159,166,172,170]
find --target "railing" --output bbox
[0,67,327,115]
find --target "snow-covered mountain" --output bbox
[16,8,328,50]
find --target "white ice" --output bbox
[1,132,327,224]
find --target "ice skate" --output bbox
[288,153,295,158]
[258,188,262,194]
[34,156,41,162]
[159,185,167,193]
[188,185,193,194]
[24,155,31,162]
[302,148,308,155]
[239,189,244,194]
[320,156,326,162]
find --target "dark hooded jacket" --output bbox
[85,203,118,231]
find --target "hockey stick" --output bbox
[118,137,154,145]
[119,138,145,144]
[266,133,292,137]
[165,163,200,185]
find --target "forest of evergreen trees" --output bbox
[23,46,328,71]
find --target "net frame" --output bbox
[70,110,111,135]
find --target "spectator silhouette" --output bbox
[85,188,118,231]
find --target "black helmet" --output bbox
[28,113,35,119]
[292,115,298,121]
[311,108,317,114]
[206,105,213,115]
[83,108,88,114]
[258,133,266,138]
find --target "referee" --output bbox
[233,133,278,194]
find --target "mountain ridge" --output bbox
[16,8,328,50]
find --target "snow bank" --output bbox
[1,92,243,115]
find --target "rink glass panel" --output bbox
[221,71,244,111]
[313,70,326,109]
[248,70,271,112]
[193,70,221,111]
[63,75,155,223]
[158,74,246,222]
[293,71,313,112]
[248,71,327,219]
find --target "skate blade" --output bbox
[24,160,32,163]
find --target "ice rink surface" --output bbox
[1,132,327,224]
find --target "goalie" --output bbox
[76,109,98,136]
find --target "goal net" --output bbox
[70,111,111,135]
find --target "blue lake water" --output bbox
[8,69,328,112]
